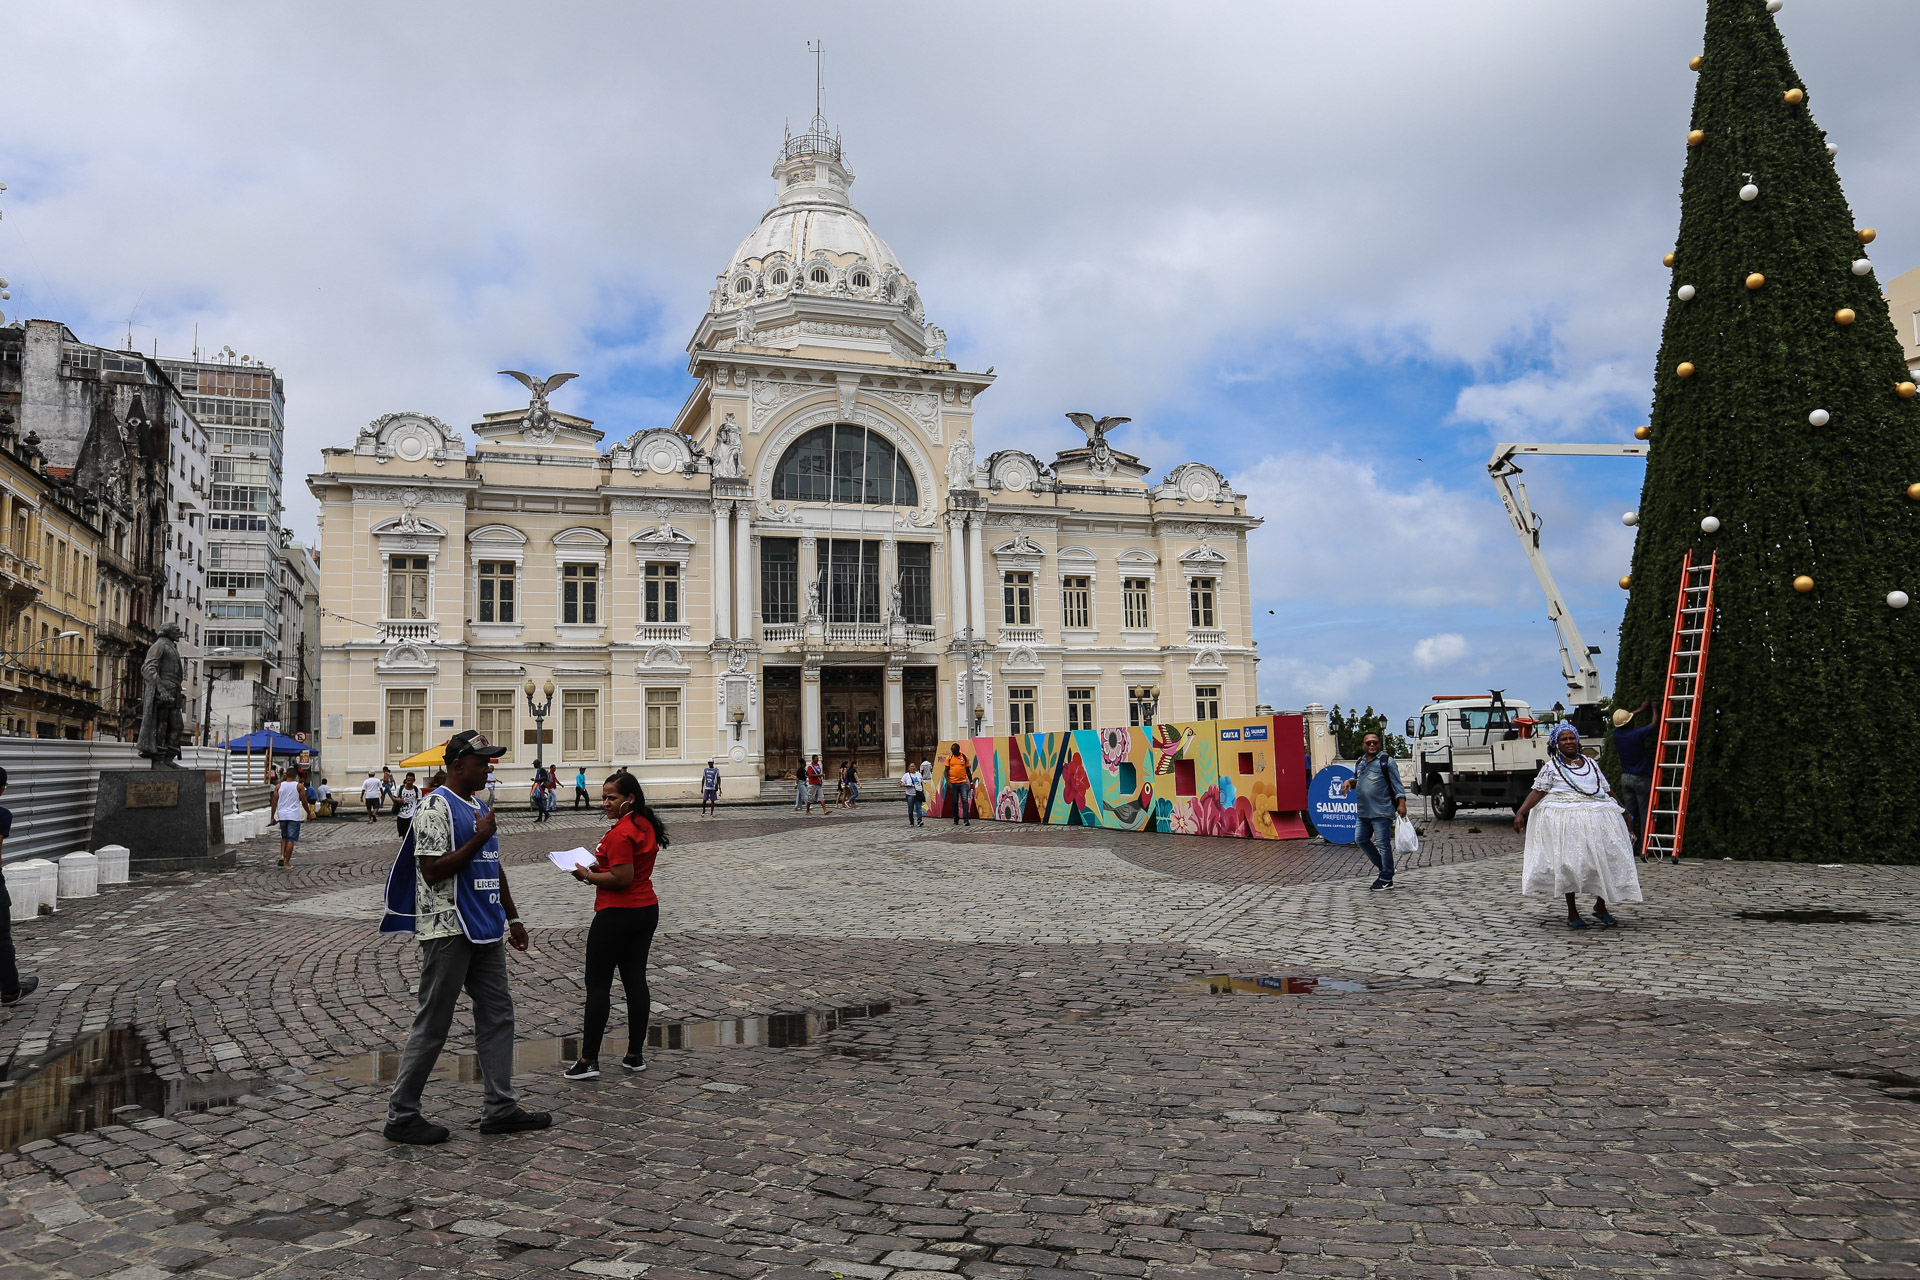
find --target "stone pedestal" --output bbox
[92,770,236,873]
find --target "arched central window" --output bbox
[772,424,919,506]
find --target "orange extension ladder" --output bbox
[1642,550,1717,862]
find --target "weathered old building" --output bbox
[309,117,1260,793]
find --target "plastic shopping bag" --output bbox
[1393,815,1420,856]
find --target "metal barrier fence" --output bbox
[0,742,232,865]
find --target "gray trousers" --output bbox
[387,935,520,1124]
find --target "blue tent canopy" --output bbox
[221,729,313,755]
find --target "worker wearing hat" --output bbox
[1611,701,1655,851]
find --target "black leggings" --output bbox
[582,904,658,1063]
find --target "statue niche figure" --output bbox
[712,414,745,479]
[136,622,186,768]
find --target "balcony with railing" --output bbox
[905,624,937,645]
[1186,627,1227,647]
[761,622,803,644]
[826,622,889,646]
[377,618,440,644]
[998,624,1043,646]
[637,622,691,644]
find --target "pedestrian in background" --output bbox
[700,759,721,817]
[792,758,808,811]
[396,772,422,840]
[486,764,498,809]
[804,755,825,816]
[564,772,668,1080]
[900,763,925,827]
[361,771,383,823]
[378,730,548,1144]
[380,767,395,813]
[0,768,37,1008]
[942,745,975,828]
[574,767,590,810]
[846,760,861,809]
[1341,732,1406,891]
[1515,723,1642,928]
[274,766,312,870]
[1610,701,1655,853]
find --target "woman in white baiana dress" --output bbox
[1513,723,1643,929]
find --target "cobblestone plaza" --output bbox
[3,810,1918,1279]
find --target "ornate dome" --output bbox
[711,121,923,322]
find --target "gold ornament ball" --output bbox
[1793,575,1815,594]
[1619,576,1633,590]
[1858,228,1877,244]
[1689,55,1703,71]
[1745,272,1766,290]
[1898,382,1916,399]
[1634,425,1652,441]
[1836,308,1857,325]
[1687,129,1706,147]
[1784,88,1805,105]
[1676,361,1696,378]
[1908,482,1920,501]
[1663,252,1677,268]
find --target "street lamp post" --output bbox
[1129,683,1162,727]
[522,677,555,771]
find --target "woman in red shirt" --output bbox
[563,772,667,1079]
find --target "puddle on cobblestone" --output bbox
[1200,974,1371,995]
[1799,1061,1920,1104]
[0,1028,251,1151]
[305,1002,898,1084]
[222,1205,364,1242]
[1736,908,1902,925]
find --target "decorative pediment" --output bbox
[1000,646,1045,673]
[1189,647,1230,673]
[371,511,448,557]
[629,520,696,567]
[622,427,698,477]
[1057,544,1097,568]
[986,449,1050,494]
[1154,462,1234,505]
[378,642,437,674]
[356,412,462,466]
[1178,540,1229,568]
[467,523,527,564]
[992,535,1046,558]
[553,527,611,566]
[636,644,690,676]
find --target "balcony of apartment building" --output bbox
[0,545,40,611]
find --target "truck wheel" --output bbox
[1433,784,1457,821]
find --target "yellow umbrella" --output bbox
[397,743,445,768]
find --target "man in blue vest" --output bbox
[381,729,551,1145]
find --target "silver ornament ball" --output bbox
[1853,258,1873,276]
[1622,511,1640,527]
[1740,183,1760,202]
[1808,408,1831,427]
[1827,143,1840,157]
[1677,284,1697,301]
[1700,516,1721,533]
[1766,0,1783,12]
[1891,591,1911,609]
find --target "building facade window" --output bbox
[563,564,599,625]
[476,689,514,752]
[388,555,430,619]
[1066,687,1094,732]
[1003,571,1033,626]
[1195,685,1221,722]
[1189,577,1216,629]
[387,689,427,758]
[646,688,680,758]
[1008,687,1037,737]
[478,562,515,623]
[643,563,679,623]
[562,689,599,760]
[771,424,919,507]
[1061,576,1091,630]
[825,538,881,624]
[897,542,933,626]
[1123,577,1152,629]
[761,538,798,625]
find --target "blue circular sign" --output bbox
[1308,765,1359,845]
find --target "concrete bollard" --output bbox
[18,858,58,913]
[95,844,131,884]
[3,862,38,921]
[58,851,100,899]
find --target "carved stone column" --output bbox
[732,505,752,642]
[885,664,905,776]
[966,514,988,642]
[945,516,967,641]
[712,505,732,640]
[802,660,822,760]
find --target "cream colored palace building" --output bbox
[309,120,1261,794]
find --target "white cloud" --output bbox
[1412,633,1470,671]
[1264,657,1376,706]
[1451,363,1650,440]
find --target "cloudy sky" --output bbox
[4,0,1912,725]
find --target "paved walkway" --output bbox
[2,806,1917,1280]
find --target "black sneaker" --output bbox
[1,975,38,1006]
[1368,879,1391,891]
[478,1108,553,1135]
[562,1059,600,1080]
[621,1054,647,1073]
[383,1116,450,1145]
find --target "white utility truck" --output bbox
[1406,692,1551,820]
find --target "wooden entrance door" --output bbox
[821,666,884,788]
[763,667,801,779]
[903,667,939,770]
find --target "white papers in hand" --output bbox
[547,847,595,872]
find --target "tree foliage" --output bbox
[1329,704,1408,758]
[1614,0,1920,861]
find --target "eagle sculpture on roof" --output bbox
[499,370,578,444]
[1065,413,1130,449]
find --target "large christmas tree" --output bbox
[1615,0,1920,863]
